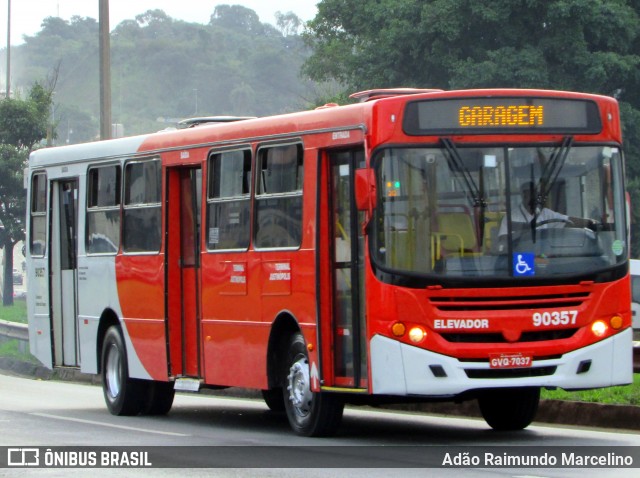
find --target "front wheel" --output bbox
[282,332,344,436]
[261,388,285,412]
[101,326,146,416]
[478,387,540,431]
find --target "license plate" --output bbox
[489,353,533,369]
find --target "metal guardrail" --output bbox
[0,319,29,355]
[0,319,28,341]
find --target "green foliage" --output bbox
[0,82,53,238]
[0,83,53,305]
[0,88,50,149]
[304,0,640,255]
[0,145,28,241]
[304,0,640,93]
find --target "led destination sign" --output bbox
[403,97,602,135]
[459,104,543,127]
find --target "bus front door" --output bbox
[50,179,79,367]
[166,167,202,379]
[329,149,367,388]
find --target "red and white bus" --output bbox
[26,88,632,436]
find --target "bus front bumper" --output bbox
[370,328,633,397]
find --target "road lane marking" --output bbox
[30,413,189,436]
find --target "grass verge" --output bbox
[0,300,35,362]
[0,299,27,324]
[541,374,640,406]
[0,340,38,363]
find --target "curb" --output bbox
[1,357,638,431]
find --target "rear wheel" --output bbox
[101,326,146,416]
[282,332,344,436]
[478,387,540,431]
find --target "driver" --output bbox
[498,181,595,236]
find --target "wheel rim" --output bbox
[286,357,312,418]
[105,344,122,399]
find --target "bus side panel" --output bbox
[200,250,318,389]
[115,255,168,380]
[200,252,267,389]
[76,254,122,374]
[27,257,53,369]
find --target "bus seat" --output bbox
[436,213,477,255]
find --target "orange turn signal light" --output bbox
[609,315,623,330]
[391,322,406,337]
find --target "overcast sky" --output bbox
[1,0,319,46]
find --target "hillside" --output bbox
[6,6,319,143]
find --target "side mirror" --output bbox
[355,168,376,212]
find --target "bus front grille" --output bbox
[429,292,590,312]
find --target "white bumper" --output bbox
[370,328,633,396]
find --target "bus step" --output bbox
[174,377,201,392]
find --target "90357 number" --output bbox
[532,310,578,327]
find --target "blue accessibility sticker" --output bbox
[513,252,535,276]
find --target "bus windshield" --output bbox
[373,143,626,281]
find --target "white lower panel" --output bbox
[370,328,633,396]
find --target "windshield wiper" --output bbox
[441,138,487,245]
[441,138,485,208]
[535,136,574,214]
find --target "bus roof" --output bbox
[28,88,619,169]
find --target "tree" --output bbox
[304,0,640,255]
[304,0,640,92]
[276,11,303,37]
[0,83,54,305]
[210,5,264,34]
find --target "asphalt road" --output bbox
[0,372,639,477]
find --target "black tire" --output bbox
[282,332,344,437]
[261,388,286,412]
[143,381,175,415]
[101,326,147,416]
[478,387,540,431]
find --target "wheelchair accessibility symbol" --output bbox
[513,253,535,276]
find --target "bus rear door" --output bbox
[50,179,79,367]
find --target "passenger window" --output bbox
[123,159,161,253]
[86,165,121,254]
[206,149,252,251]
[30,173,47,256]
[254,143,303,249]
